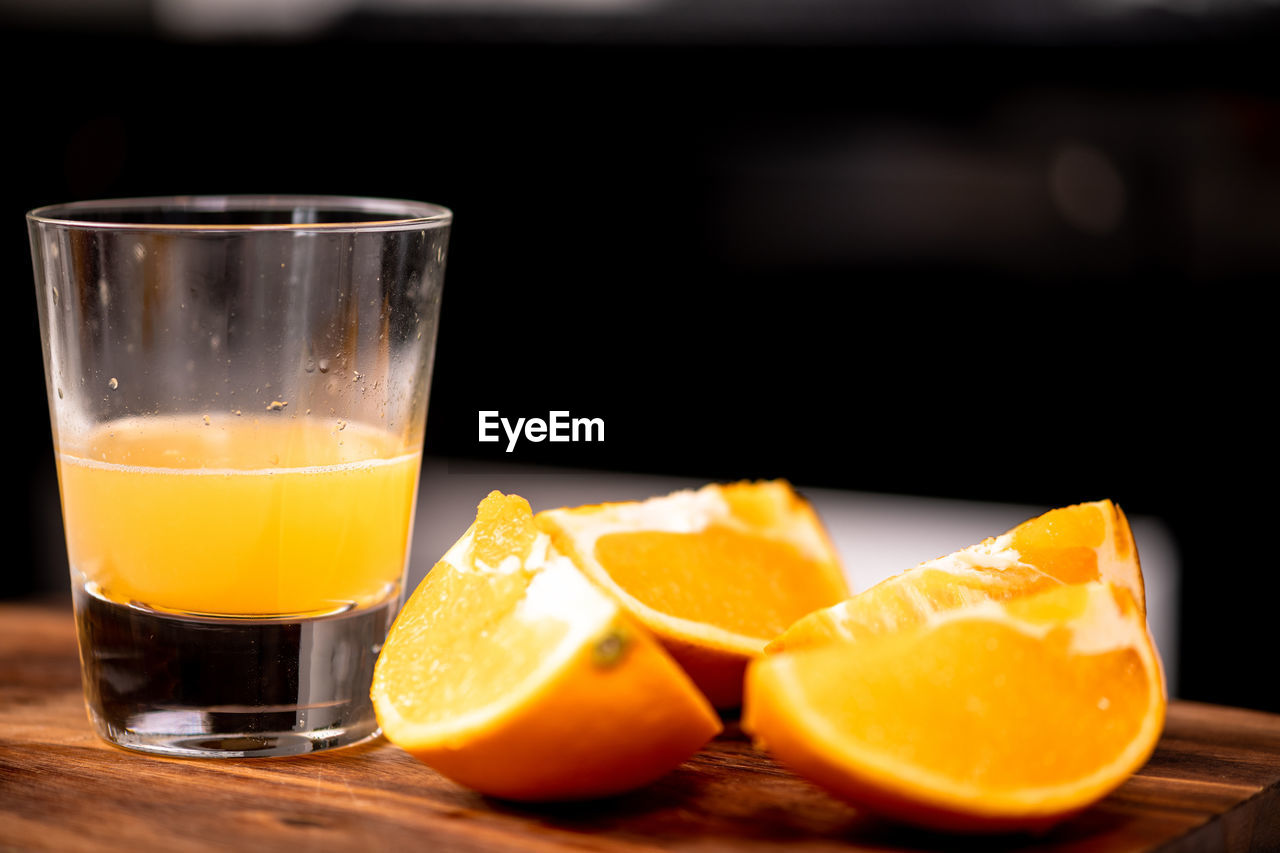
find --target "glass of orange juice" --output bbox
[28,196,451,758]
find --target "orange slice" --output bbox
[536,480,850,708]
[744,581,1166,832]
[768,500,1142,653]
[371,491,721,801]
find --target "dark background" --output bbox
[3,1,1276,712]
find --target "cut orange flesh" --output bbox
[768,500,1142,653]
[371,492,721,801]
[536,481,850,708]
[744,581,1166,832]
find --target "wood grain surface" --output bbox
[2,602,1278,853]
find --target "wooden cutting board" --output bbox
[1,602,1277,852]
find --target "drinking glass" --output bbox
[28,195,451,757]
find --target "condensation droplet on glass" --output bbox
[202,414,211,426]
[318,358,330,374]
[108,377,118,390]
[233,409,242,416]
[57,387,63,399]
[336,420,347,431]
[51,287,59,306]
[304,358,316,373]
[267,400,288,412]
[98,278,110,308]
[132,243,146,262]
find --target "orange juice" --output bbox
[57,415,421,616]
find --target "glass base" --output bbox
[72,578,399,759]
[88,708,382,758]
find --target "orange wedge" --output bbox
[371,491,721,801]
[536,480,850,708]
[768,500,1142,653]
[744,581,1166,832]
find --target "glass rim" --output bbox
[27,194,452,233]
